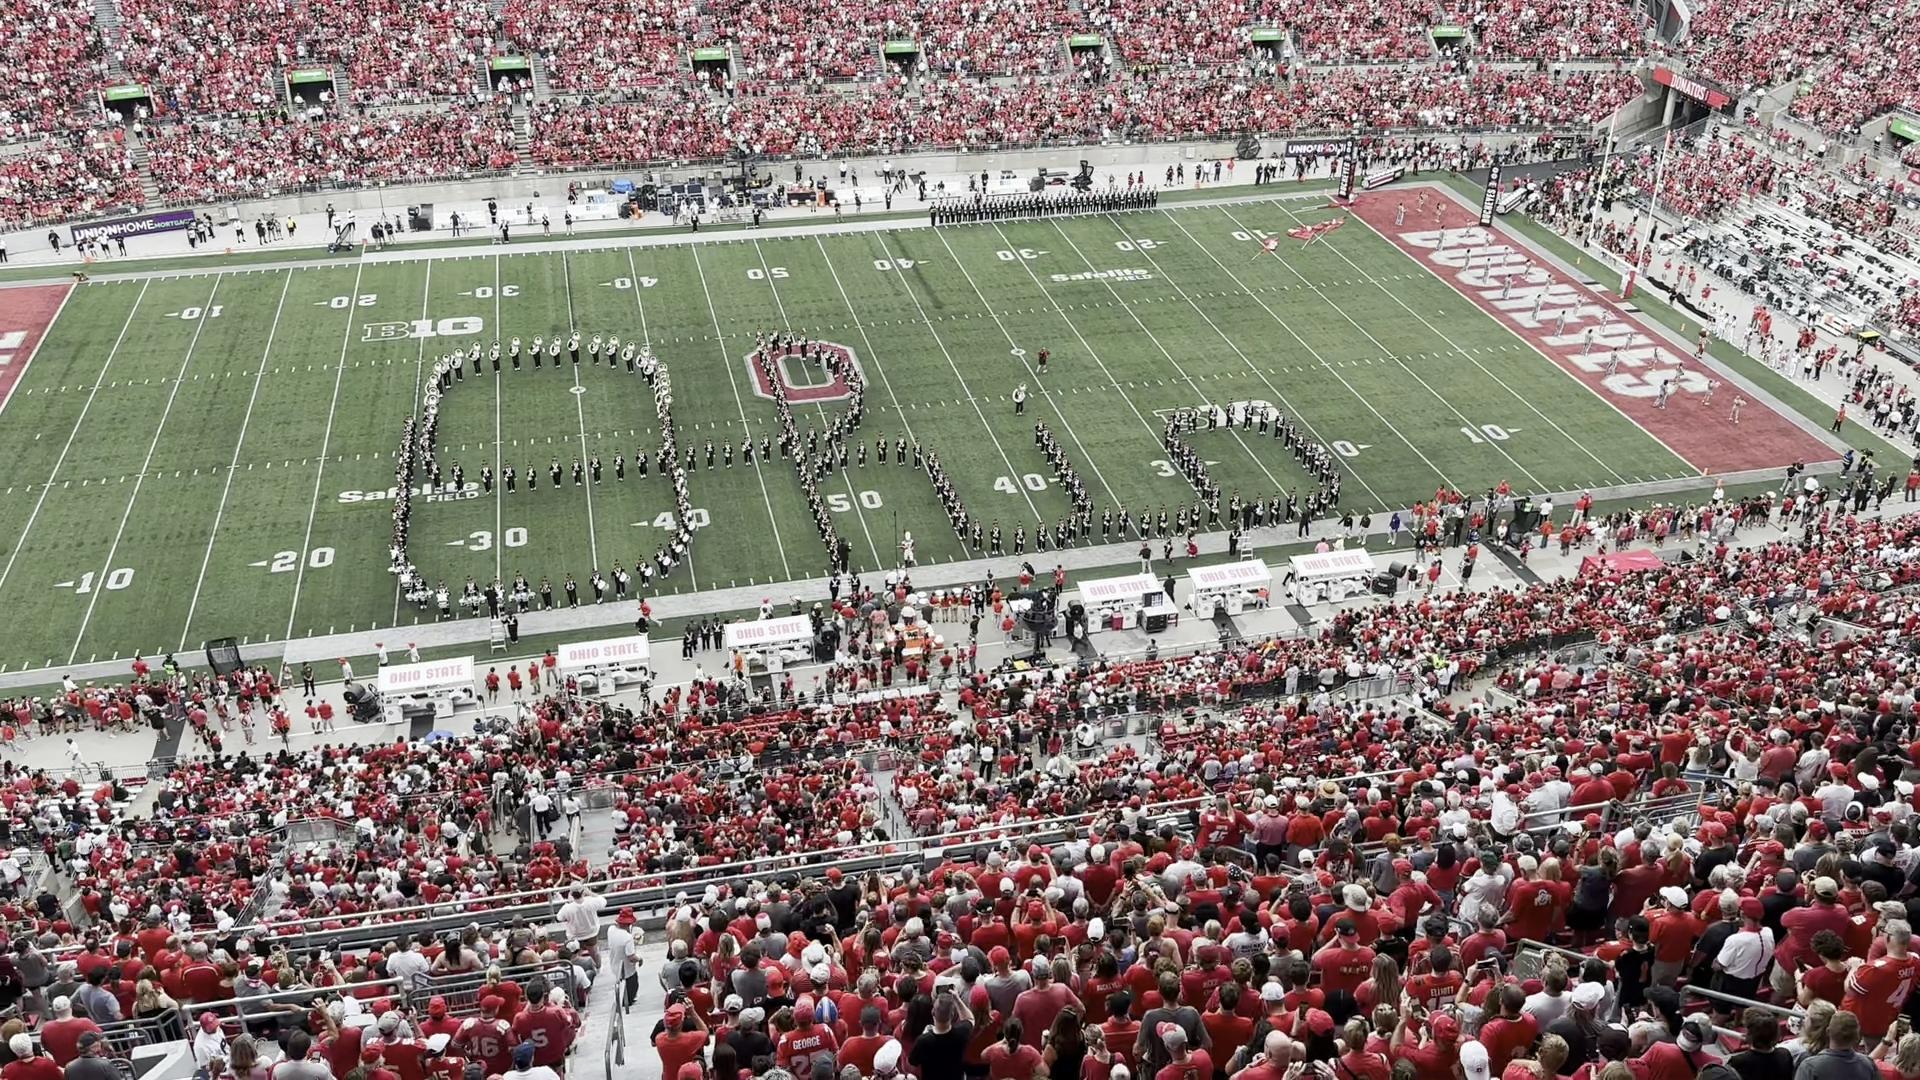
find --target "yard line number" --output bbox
[826,491,884,512]
[267,547,336,572]
[1460,424,1512,443]
[58,568,134,593]
[995,474,1049,493]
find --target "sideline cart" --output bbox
[1188,559,1272,617]
[1288,550,1375,606]
[377,656,477,723]
[1076,572,1164,631]
[557,634,652,695]
[726,614,814,676]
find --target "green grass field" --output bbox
[0,195,1712,668]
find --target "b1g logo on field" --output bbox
[362,317,485,343]
[746,341,864,405]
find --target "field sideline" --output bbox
[0,185,1837,669]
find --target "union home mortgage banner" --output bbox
[71,207,195,245]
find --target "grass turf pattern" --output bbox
[0,202,1705,666]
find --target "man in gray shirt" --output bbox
[63,1032,120,1080]
[1794,1012,1879,1080]
[273,1032,337,1080]
[73,968,120,1024]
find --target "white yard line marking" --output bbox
[179,270,295,650]
[560,252,600,571]
[624,249,699,592]
[1145,211,1412,506]
[0,280,150,600]
[1218,204,1545,486]
[918,229,1114,510]
[751,239,883,569]
[283,262,367,640]
[493,256,506,583]
[1026,221,1285,490]
[393,262,434,626]
[69,277,224,662]
[689,246,793,581]
[841,233,1046,525]
[1249,202,1620,486]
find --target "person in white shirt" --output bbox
[605,908,640,1009]
[1523,967,1571,1030]
[556,887,605,942]
[1713,897,1775,999]
[388,939,431,991]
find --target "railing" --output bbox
[70,960,570,1060]
[1513,938,1800,1032]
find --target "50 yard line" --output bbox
[560,253,598,572]
[0,280,151,607]
[750,239,882,569]
[179,270,296,650]
[283,263,367,641]
[689,245,793,582]
[70,277,224,663]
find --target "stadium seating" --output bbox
[0,0,113,140]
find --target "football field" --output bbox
[0,187,1838,668]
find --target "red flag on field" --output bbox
[1261,236,1280,253]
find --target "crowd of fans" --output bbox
[8,478,1920,1080]
[1783,16,1920,137]
[307,0,497,107]
[525,67,1636,168]
[0,130,142,230]
[0,0,112,141]
[143,109,517,202]
[502,0,698,92]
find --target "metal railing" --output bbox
[68,959,570,1060]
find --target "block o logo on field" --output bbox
[745,341,863,404]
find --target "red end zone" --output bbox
[0,284,73,415]
[1346,191,1837,476]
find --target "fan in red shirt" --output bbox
[1842,924,1920,1041]
[511,986,579,1071]
[1311,921,1375,997]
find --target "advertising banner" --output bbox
[71,207,195,246]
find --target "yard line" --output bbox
[560,253,599,572]
[827,234,1045,527]
[1142,211,1427,505]
[1018,221,1286,490]
[1223,203,1579,488]
[750,239,883,569]
[283,262,367,641]
[493,256,506,583]
[179,270,296,650]
[393,262,434,626]
[0,280,150,601]
[623,250,699,592]
[919,230,1121,509]
[688,246,794,582]
[69,277,223,663]
[1221,202,1551,488]
[1306,205,1635,485]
